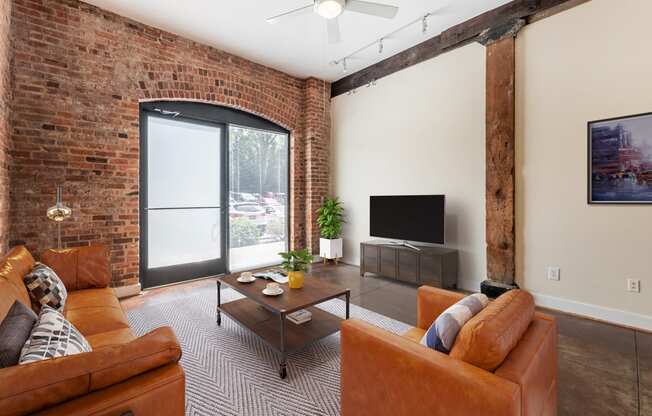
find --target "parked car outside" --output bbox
[230,192,258,203]
[230,203,267,231]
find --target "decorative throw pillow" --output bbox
[421,293,489,353]
[0,301,38,368]
[19,305,91,364]
[23,262,68,312]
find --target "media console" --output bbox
[360,240,458,289]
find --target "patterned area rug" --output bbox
[126,284,411,416]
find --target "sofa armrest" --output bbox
[41,245,110,291]
[0,327,181,416]
[416,286,465,329]
[341,319,520,416]
[495,312,558,416]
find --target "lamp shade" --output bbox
[46,186,72,222]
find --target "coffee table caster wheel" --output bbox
[279,366,287,379]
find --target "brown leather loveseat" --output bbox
[0,245,185,416]
[341,286,557,416]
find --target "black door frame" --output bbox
[139,101,290,289]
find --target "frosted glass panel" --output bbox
[148,209,221,268]
[148,117,221,208]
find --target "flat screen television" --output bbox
[370,195,445,244]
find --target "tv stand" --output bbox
[360,240,458,289]
[386,240,422,251]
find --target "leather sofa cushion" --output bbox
[0,246,36,318]
[65,306,131,337]
[402,327,426,343]
[0,280,29,325]
[64,288,130,337]
[86,328,136,349]
[65,288,121,311]
[41,246,110,291]
[450,289,535,371]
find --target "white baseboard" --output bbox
[113,283,142,299]
[324,260,652,331]
[532,292,652,332]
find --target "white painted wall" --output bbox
[516,0,652,320]
[331,0,652,329]
[331,44,487,291]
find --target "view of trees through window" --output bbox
[229,125,289,271]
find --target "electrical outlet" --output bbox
[547,266,561,281]
[627,279,640,293]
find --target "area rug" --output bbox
[126,284,411,416]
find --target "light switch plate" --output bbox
[627,279,640,293]
[547,266,561,281]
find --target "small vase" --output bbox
[288,271,304,289]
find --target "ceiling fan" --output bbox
[266,0,399,44]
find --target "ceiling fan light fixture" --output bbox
[315,0,345,20]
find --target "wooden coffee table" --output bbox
[216,274,350,379]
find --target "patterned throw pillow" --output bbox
[19,305,91,364]
[23,262,68,312]
[0,301,38,368]
[420,293,489,353]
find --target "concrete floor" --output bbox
[123,262,652,416]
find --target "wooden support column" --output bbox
[480,19,524,285]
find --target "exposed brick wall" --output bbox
[9,0,331,286]
[0,0,12,253]
[304,78,331,252]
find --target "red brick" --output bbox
[0,0,11,253]
[6,0,331,286]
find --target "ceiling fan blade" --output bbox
[266,4,313,24]
[327,18,341,44]
[345,0,398,19]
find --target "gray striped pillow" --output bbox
[420,293,489,353]
[19,305,91,364]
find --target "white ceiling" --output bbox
[84,0,512,81]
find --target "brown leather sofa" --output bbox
[0,245,185,416]
[341,286,557,416]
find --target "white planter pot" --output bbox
[320,238,343,260]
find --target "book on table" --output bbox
[287,309,312,324]
[253,270,289,284]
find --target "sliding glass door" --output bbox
[140,102,290,288]
[141,114,226,288]
[229,126,289,271]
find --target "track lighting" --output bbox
[334,11,438,79]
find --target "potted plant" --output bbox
[317,196,344,264]
[279,248,313,289]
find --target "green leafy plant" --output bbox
[230,217,262,248]
[316,197,344,240]
[278,248,313,272]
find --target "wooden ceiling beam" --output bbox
[331,0,585,97]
